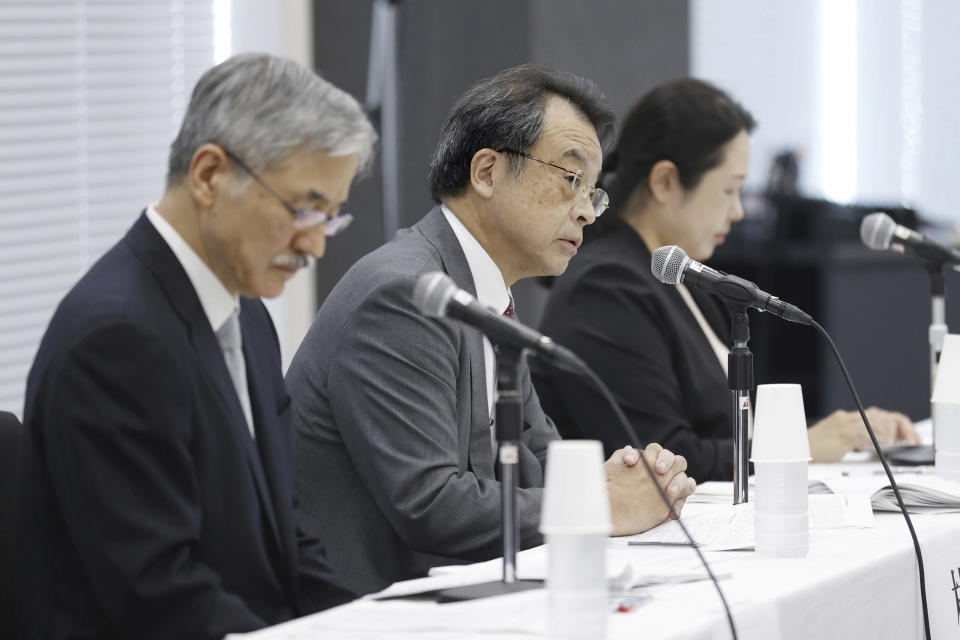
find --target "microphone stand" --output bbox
[886,261,947,468]
[928,264,947,395]
[437,344,539,600]
[928,264,947,457]
[494,344,524,583]
[727,304,753,505]
[365,0,402,241]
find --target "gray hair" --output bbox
[167,52,376,187]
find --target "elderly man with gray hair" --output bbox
[19,53,375,640]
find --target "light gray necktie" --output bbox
[216,309,254,438]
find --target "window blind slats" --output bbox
[0,2,215,416]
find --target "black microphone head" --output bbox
[860,212,896,251]
[413,271,457,317]
[651,245,689,285]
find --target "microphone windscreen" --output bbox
[860,212,896,251]
[413,271,456,317]
[651,245,689,285]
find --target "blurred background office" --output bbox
[2,0,960,424]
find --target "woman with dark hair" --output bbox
[532,78,919,481]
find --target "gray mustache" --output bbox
[271,253,310,269]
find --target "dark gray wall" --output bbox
[312,0,689,316]
[821,248,960,421]
[312,1,386,305]
[517,0,689,325]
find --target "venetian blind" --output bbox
[0,0,216,417]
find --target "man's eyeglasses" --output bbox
[221,147,353,236]
[497,149,609,217]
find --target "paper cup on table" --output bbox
[932,335,960,481]
[750,384,811,558]
[540,440,610,640]
[932,402,960,481]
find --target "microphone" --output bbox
[651,245,812,325]
[413,272,584,372]
[860,211,960,266]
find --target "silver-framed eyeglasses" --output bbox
[221,147,354,236]
[497,148,609,217]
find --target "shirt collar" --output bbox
[145,204,239,332]
[440,204,511,316]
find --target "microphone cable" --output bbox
[651,247,930,637]
[812,319,930,640]
[561,354,739,640]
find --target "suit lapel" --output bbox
[416,208,495,477]
[123,214,285,558]
[691,287,732,345]
[627,222,733,348]
[240,303,292,576]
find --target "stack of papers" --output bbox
[425,543,730,592]
[691,471,960,514]
[618,495,874,551]
[822,473,960,513]
[871,482,960,511]
[690,479,841,503]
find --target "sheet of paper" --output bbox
[822,472,960,512]
[227,591,548,638]
[619,504,754,550]
[606,549,735,591]
[689,479,836,503]
[368,571,499,600]
[809,493,874,528]
[621,494,874,553]
[429,545,549,581]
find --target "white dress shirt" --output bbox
[145,205,253,435]
[676,282,753,435]
[441,204,511,427]
[676,283,729,376]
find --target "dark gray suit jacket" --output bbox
[288,207,559,595]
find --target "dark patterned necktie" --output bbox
[503,294,516,319]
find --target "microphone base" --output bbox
[436,579,542,602]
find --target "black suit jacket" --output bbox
[533,216,736,480]
[20,213,353,640]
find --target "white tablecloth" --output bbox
[231,463,960,640]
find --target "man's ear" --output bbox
[188,143,231,208]
[648,159,682,206]
[469,148,500,199]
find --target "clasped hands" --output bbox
[603,443,696,536]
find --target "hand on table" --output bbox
[808,407,921,462]
[604,443,696,536]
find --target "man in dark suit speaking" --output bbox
[19,53,375,640]
[287,65,698,596]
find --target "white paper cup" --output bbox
[752,458,809,558]
[751,384,812,462]
[935,452,960,482]
[752,460,809,515]
[755,514,809,557]
[540,440,611,535]
[548,589,608,639]
[541,441,610,640]
[546,534,608,640]
[755,529,809,558]
[754,512,809,532]
[934,402,960,481]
